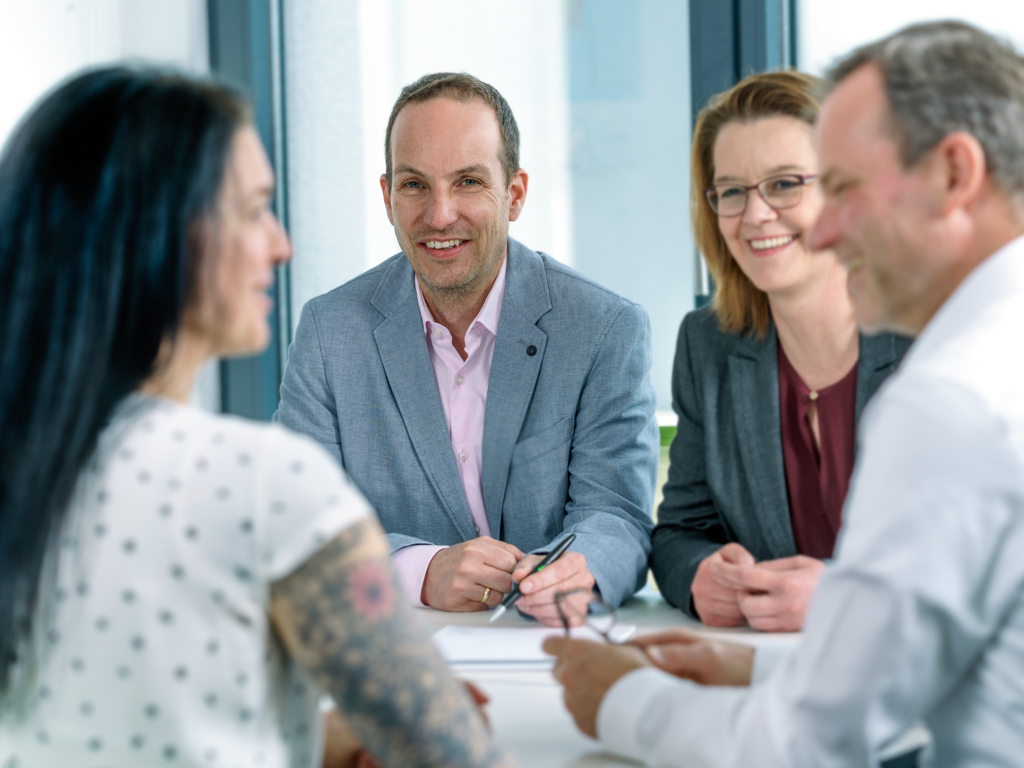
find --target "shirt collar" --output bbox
[906,232,1024,368]
[414,255,508,338]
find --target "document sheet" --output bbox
[433,624,636,671]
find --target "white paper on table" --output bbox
[433,624,636,671]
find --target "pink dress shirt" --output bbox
[392,257,508,606]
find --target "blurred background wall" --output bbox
[0,0,220,410]
[3,0,1024,419]
[282,0,691,422]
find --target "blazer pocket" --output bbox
[510,416,573,469]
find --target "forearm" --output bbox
[275,302,345,463]
[386,530,436,554]
[650,523,722,615]
[559,302,657,607]
[597,668,766,768]
[391,542,445,606]
[562,522,650,607]
[271,519,504,768]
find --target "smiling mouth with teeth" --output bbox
[749,234,798,251]
[424,239,465,250]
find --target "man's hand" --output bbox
[712,555,824,632]
[422,537,524,611]
[543,637,651,738]
[511,550,595,628]
[691,543,755,627]
[629,629,754,686]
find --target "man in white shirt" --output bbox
[545,20,1024,767]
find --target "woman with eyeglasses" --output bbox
[650,71,911,632]
[0,67,507,768]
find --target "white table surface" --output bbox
[421,591,929,767]
[421,591,788,767]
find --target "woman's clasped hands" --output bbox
[691,543,825,632]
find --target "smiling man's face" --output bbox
[382,97,525,304]
[810,65,941,335]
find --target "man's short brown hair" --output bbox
[383,72,521,191]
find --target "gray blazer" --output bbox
[276,238,659,607]
[651,308,912,617]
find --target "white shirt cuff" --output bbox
[597,667,689,762]
[391,544,446,607]
[751,637,801,686]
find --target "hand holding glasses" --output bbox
[554,589,617,642]
[704,173,818,217]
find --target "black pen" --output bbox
[489,533,577,622]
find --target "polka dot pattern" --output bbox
[1,397,372,768]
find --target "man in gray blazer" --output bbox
[277,72,658,624]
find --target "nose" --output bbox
[269,212,293,266]
[742,190,779,226]
[424,186,459,231]
[808,200,839,253]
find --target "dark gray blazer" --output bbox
[276,239,659,607]
[651,308,912,617]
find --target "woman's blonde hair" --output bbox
[692,70,829,337]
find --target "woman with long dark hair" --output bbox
[0,67,504,768]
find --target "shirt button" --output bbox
[458,450,469,461]
[474,524,480,534]
[455,375,465,385]
[432,328,442,339]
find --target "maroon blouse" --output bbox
[777,344,858,559]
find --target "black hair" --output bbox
[0,66,248,694]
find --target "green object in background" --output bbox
[649,429,675,593]
[659,425,677,446]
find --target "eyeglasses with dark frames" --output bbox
[704,173,819,218]
[554,590,617,642]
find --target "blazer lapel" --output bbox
[855,333,903,419]
[370,258,476,540]
[481,239,551,537]
[728,326,797,556]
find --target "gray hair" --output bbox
[383,72,520,191]
[829,20,1024,197]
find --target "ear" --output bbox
[931,131,987,216]
[380,174,395,225]
[508,169,529,222]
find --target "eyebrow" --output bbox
[452,164,493,178]
[713,164,809,184]
[393,164,494,180]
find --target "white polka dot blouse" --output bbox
[0,395,371,768]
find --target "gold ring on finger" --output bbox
[480,587,491,604]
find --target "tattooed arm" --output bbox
[270,517,508,768]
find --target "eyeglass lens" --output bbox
[707,175,806,217]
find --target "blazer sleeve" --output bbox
[275,302,435,554]
[558,301,659,608]
[651,313,731,617]
[275,302,343,463]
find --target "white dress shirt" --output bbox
[598,235,1024,767]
